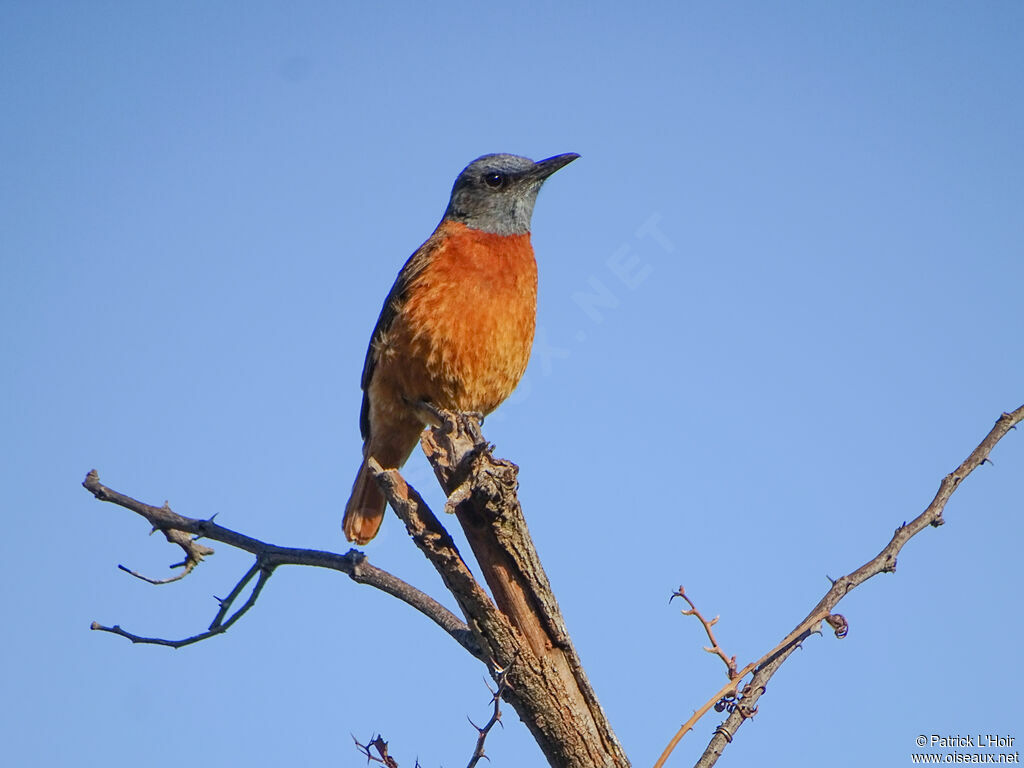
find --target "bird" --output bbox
[342,152,579,545]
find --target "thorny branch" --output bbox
[353,735,407,768]
[83,403,1022,768]
[372,411,630,768]
[466,656,515,768]
[653,609,834,768]
[82,470,483,659]
[655,404,1024,768]
[348,660,510,768]
[670,587,738,680]
[83,410,631,768]
[91,563,272,648]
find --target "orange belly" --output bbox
[371,220,537,423]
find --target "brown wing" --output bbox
[358,234,440,440]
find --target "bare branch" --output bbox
[117,562,192,585]
[371,411,630,768]
[653,609,831,768]
[353,735,400,767]
[466,657,515,768]
[671,587,738,680]
[656,404,1024,768]
[90,563,272,648]
[85,411,629,767]
[82,470,482,659]
[420,412,629,768]
[84,398,1020,768]
[368,457,511,654]
[348,660,512,768]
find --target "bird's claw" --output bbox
[408,399,445,428]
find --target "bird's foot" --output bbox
[460,410,485,426]
[407,401,485,435]
[407,398,445,428]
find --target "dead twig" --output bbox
[90,562,272,648]
[653,609,834,768]
[117,562,192,585]
[353,734,400,767]
[671,587,738,680]
[370,410,630,768]
[466,655,516,768]
[83,470,483,658]
[656,404,1024,768]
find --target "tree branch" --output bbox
[671,587,738,681]
[466,657,514,768]
[353,735,404,768]
[656,404,1024,768]
[82,470,483,659]
[654,609,833,768]
[398,411,630,768]
[91,563,272,648]
[84,396,1020,768]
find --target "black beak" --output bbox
[528,153,580,181]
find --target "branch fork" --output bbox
[82,403,1024,768]
[660,404,1024,768]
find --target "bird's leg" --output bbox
[461,410,486,426]
[406,398,445,428]
[457,412,487,447]
[406,399,484,435]
[414,402,494,494]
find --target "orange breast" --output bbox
[385,220,538,414]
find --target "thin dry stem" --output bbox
[117,562,192,585]
[653,609,831,768]
[83,470,482,658]
[353,735,400,768]
[657,404,1024,768]
[671,587,738,680]
[466,657,515,768]
[90,564,272,648]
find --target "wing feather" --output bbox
[358,233,441,440]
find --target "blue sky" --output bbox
[2,3,1022,766]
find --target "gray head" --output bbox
[443,152,579,235]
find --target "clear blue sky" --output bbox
[2,3,1022,766]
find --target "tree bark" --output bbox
[373,411,629,768]
[83,405,1024,768]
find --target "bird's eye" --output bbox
[484,172,506,189]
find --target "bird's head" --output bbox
[443,152,579,236]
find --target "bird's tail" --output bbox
[343,459,386,545]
